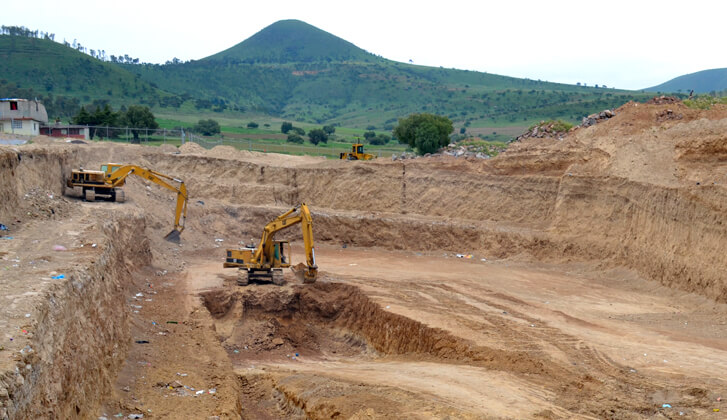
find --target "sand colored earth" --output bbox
[1,99,727,418]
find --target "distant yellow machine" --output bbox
[66,163,188,241]
[340,143,374,160]
[224,204,317,286]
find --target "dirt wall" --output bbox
[0,214,151,419]
[0,147,74,220]
[63,107,727,306]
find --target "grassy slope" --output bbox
[0,35,169,106]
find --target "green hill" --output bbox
[206,19,375,63]
[0,34,172,116]
[646,68,727,94]
[123,20,650,128]
[1,21,653,130]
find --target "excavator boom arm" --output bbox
[107,165,188,237]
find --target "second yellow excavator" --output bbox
[224,204,317,286]
[66,163,188,241]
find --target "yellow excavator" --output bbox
[340,143,375,160]
[66,163,188,241]
[224,204,317,286]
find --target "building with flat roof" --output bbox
[0,98,48,136]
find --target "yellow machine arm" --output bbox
[254,203,317,281]
[107,165,188,240]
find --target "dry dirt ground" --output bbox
[2,99,727,419]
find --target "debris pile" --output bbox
[646,96,681,105]
[513,120,574,142]
[656,108,684,122]
[581,109,615,127]
[21,188,73,220]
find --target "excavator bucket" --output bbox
[291,263,317,283]
[164,229,182,243]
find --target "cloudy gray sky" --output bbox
[5,0,725,90]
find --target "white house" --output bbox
[0,98,48,136]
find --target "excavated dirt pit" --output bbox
[201,284,376,363]
[5,100,727,418]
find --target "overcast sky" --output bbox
[5,0,726,90]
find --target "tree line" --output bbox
[72,104,158,143]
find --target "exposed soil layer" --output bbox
[200,281,722,418]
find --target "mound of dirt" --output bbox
[179,142,206,154]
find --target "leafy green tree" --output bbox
[247,122,259,128]
[193,119,221,136]
[393,113,453,155]
[363,131,376,140]
[291,126,305,136]
[369,134,390,145]
[122,105,159,143]
[286,133,304,144]
[308,128,328,145]
[322,125,336,135]
[281,122,293,133]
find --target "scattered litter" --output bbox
[214,238,224,242]
[385,305,390,309]
[166,321,178,324]
[145,299,152,302]
[24,313,31,318]
[714,408,720,412]
[295,353,299,357]
[1,237,13,240]
[481,258,487,262]
[0,224,7,230]
[91,243,97,248]
[196,200,205,205]
[208,388,216,394]
[195,390,204,395]
[530,324,535,327]
[135,340,149,344]
[128,414,144,419]
[135,293,144,297]
[718,397,722,402]
[662,403,672,408]
[114,414,123,418]
[456,254,473,259]
[51,274,65,280]
[52,245,67,251]
[349,263,357,266]
[176,372,187,377]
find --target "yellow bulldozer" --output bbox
[340,143,374,160]
[66,163,188,241]
[224,203,317,286]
